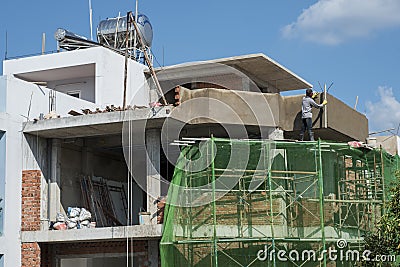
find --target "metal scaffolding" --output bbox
[160,138,398,267]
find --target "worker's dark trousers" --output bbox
[300,118,314,141]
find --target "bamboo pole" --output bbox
[317,140,327,267]
[266,142,276,267]
[129,12,168,106]
[122,11,131,109]
[211,137,218,267]
[307,199,382,204]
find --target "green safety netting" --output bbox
[160,138,399,267]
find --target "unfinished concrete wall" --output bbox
[326,94,368,142]
[281,94,368,141]
[61,146,127,181]
[375,135,400,156]
[176,87,279,128]
[176,87,368,141]
[59,143,143,225]
[60,145,125,208]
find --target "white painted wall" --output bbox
[0,75,99,266]
[0,132,5,237]
[5,77,97,120]
[3,47,150,108]
[0,77,5,113]
[48,77,95,103]
[0,47,150,266]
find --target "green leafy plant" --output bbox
[363,171,400,266]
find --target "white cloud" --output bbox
[282,0,400,45]
[366,87,400,132]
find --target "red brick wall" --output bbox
[21,242,41,267]
[21,170,41,231]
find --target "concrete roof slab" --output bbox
[14,63,95,82]
[23,107,171,138]
[154,54,312,92]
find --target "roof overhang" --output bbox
[153,54,312,92]
[14,63,95,83]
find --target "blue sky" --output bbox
[1,0,400,132]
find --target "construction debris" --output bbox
[51,208,93,230]
[69,104,148,116]
[44,111,60,120]
[68,110,83,116]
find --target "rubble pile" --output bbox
[52,207,95,230]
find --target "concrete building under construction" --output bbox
[0,10,398,267]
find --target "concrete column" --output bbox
[146,129,161,267]
[81,141,92,175]
[49,139,61,222]
[146,129,161,224]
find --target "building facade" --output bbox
[0,46,369,266]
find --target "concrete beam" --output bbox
[21,224,162,243]
[145,128,161,267]
[23,107,171,139]
[146,129,161,224]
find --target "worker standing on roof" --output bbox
[300,89,327,141]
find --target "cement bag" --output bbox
[80,220,90,228]
[56,213,66,222]
[80,220,90,226]
[68,207,81,218]
[69,216,79,223]
[66,219,77,229]
[79,208,92,221]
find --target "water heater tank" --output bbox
[55,28,88,42]
[97,13,153,48]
